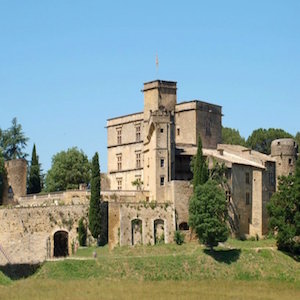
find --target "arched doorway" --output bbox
[179,222,189,231]
[154,219,165,244]
[131,219,142,246]
[54,231,69,257]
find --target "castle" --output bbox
[0,79,298,265]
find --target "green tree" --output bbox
[89,152,102,244]
[246,128,292,155]
[78,217,87,247]
[189,180,229,249]
[0,152,5,205]
[295,132,300,149]
[27,144,42,194]
[0,118,29,160]
[45,147,91,192]
[267,159,300,254]
[191,136,208,190]
[222,127,246,146]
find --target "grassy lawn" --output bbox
[0,238,299,299]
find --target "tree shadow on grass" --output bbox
[0,263,41,280]
[279,250,300,262]
[204,248,241,264]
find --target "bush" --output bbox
[174,230,185,245]
[78,218,87,247]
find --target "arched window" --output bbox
[179,222,189,231]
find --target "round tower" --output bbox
[2,159,27,205]
[271,138,298,179]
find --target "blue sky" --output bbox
[0,1,299,172]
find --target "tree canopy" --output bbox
[267,159,300,254]
[246,128,293,155]
[45,147,91,192]
[189,180,229,249]
[222,127,246,146]
[27,144,42,194]
[0,152,5,205]
[0,118,28,160]
[295,132,300,149]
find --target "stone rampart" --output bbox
[0,204,88,265]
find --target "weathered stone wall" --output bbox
[109,202,175,248]
[231,164,253,236]
[175,103,197,146]
[170,180,193,228]
[196,101,222,149]
[143,80,177,121]
[3,159,27,205]
[271,138,298,182]
[249,169,263,237]
[0,204,88,265]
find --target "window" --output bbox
[160,176,165,186]
[160,128,164,133]
[177,128,180,136]
[160,158,165,168]
[117,128,122,144]
[246,192,250,205]
[289,158,292,166]
[245,172,250,184]
[117,178,122,190]
[226,190,231,201]
[117,154,122,171]
[136,152,141,168]
[136,125,141,142]
[134,176,142,190]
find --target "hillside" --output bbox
[0,239,299,300]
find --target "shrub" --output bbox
[78,217,87,246]
[174,230,185,245]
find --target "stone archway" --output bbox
[154,219,165,244]
[179,222,189,231]
[131,219,142,246]
[54,231,69,257]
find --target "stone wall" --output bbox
[0,204,89,265]
[2,159,27,205]
[109,201,175,248]
[271,138,298,182]
[170,180,193,227]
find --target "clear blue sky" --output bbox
[0,1,299,172]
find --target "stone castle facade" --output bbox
[0,79,298,265]
[106,80,298,244]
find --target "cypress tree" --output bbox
[78,217,87,246]
[27,144,41,194]
[0,152,5,205]
[89,152,102,244]
[192,136,209,190]
[189,180,229,249]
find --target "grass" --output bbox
[1,279,300,300]
[0,238,299,299]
